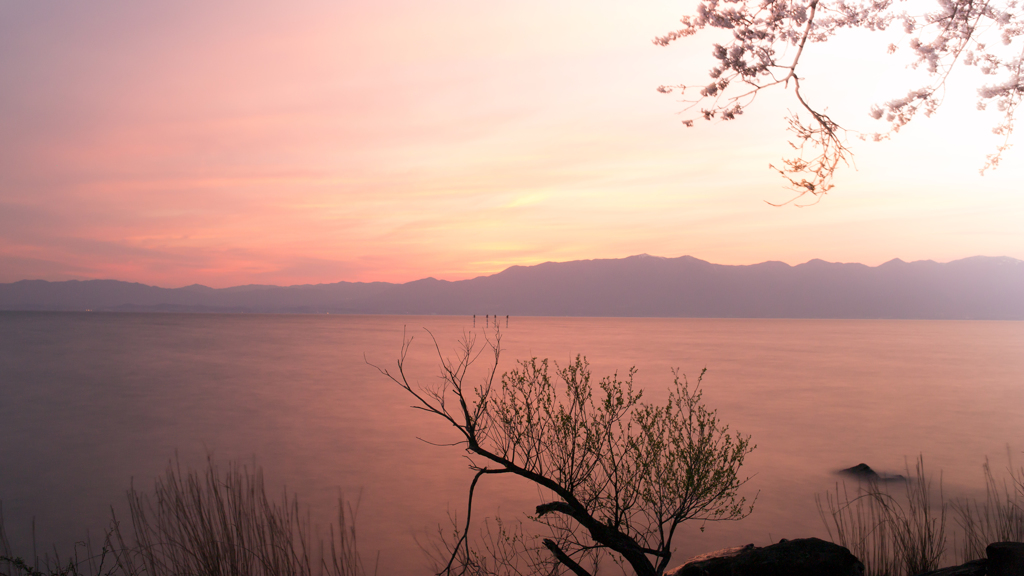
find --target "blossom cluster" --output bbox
[656,0,1024,200]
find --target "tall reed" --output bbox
[817,455,946,576]
[817,481,898,576]
[952,455,1024,562]
[1,501,120,576]
[1,457,371,576]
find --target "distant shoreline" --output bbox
[2,309,1024,322]
[3,255,1023,319]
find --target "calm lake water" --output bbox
[1,312,1022,573]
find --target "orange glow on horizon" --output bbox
[1,0,1022,288]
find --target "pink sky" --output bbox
[2,0,1022,288]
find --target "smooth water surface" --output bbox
[1,313,1022,573]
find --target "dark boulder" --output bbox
[667,537,864,576]
[987,541,1024,576]
[665,544,754,574]
[914,541,1023,576]
[671,541,761,561]
[915,558,987,576]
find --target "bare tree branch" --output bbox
[373,330,755,576]
[541,539,592,576]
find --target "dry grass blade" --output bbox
[2,457,371,576]
[953,453,1024,563]
[817,455,946,576]
[112,455,369,576]
[2,501,119,576]
[818,481,898,576]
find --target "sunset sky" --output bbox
[2,0,1022,288]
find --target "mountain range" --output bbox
[2,255,1023,319]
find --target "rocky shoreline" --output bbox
[667,539,1023,576]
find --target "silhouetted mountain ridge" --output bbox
[1,255,1022,319]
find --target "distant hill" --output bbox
[2,255,1023,319]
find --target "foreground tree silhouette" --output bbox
[371,331,754,576]
[656,0,1024,201]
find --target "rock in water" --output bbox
[667,537,864,576]
[840,463,878,477]
[838,463,905,482]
